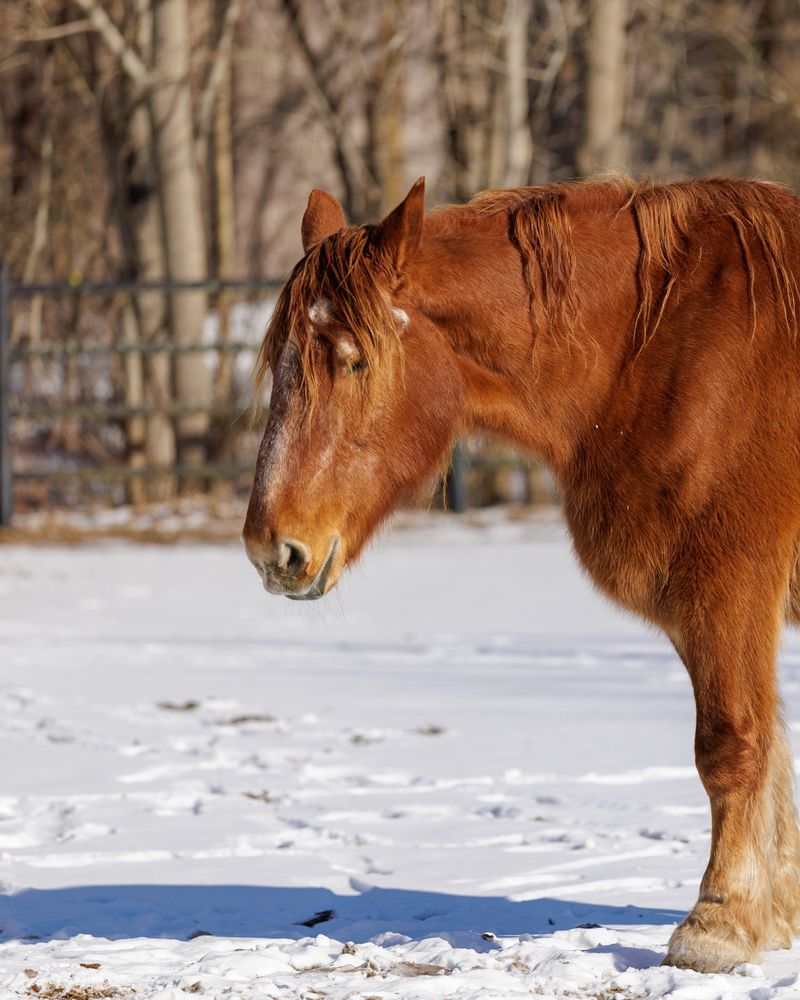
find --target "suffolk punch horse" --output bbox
[243,175,800,973]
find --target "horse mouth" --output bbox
[285,536,340,601]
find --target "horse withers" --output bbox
[243,175,800,973]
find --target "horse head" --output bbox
[243,179,463,599]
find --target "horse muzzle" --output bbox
[245,533,341,600]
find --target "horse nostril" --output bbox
[276,537,310,578]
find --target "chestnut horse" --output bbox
[243,176,800,973]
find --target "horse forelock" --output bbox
[254,225,400,409]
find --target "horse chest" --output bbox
[562,475,670,619]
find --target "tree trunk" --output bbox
[436,0,478,201]
[503,0,532,186]
[578,0,628,176]
[484,0,533,188]
[16,54,54,349]
[150,0,210,476]
[212,45,236,399]
[121,300,148,506]
[210,0,237,491]
[374,1,406,213]
[128,2,176,501]
[484,2,507,189]
[127,94,177,501]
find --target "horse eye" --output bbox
[349,359,367,374]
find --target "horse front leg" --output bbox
[663,568,800,972]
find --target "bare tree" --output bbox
[503,0,534,185]
[370,0,407,212]
[578,0,628,175]
[485,0,535,187]
[209,0,239,479]
[122,3,174,501]
[149,0,211,472]
[278,0,380,219]
[71,0,247,481]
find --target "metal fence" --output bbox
[0,266,283,526]
[0,265,538,528]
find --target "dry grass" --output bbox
[242,789,274,803]
[0,498,248,546]
[223,713,275,725]
[0,522,242,546]
[27,984,124,999]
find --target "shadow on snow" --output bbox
[0,884,684,946]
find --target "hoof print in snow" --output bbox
[224,714,275,726]
[242,789,273,803]
[416,724,446,736]
[157,700,199,712]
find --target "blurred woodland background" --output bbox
[1,0,799,520]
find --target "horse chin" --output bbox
[285,535,342,601]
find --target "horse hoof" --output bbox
[663,911,756,974]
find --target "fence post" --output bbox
[0,263,11,526]
[446,441,468,513]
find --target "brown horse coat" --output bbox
[244,176,800,973]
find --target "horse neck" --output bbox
[407,201,639,473]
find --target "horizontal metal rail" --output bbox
[12,340,261,359]
[9,276,283,298]
[0,268,288,526]
[16,463,255,481]
[12,403,264,420]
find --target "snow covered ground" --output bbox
[2,510,800,998]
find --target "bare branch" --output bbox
[29,1,95,109]
[196,0,244,151]
[278,0,374,214]
[71,0,148,85]
[22,20,95,42]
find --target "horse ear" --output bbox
[301,189,346,254]
[371,177,425,276]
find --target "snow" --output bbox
[1,509,800,998]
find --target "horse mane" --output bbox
[256,176,800,403]
[625,177,799,345]
[253,223,398,405]
[479,176,800,350]
[469,175,800,347]
[481,184,586,349]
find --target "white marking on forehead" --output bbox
[257,344,344,506]
[336,336,359,362]
[308,299,333,325]
[258,349,298,503]
[392,306,409,326]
